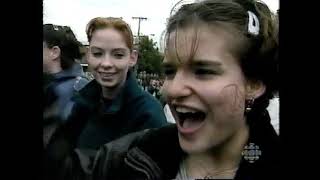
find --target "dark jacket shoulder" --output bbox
[92,125,183,180]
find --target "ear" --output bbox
[245,79,266,99]
[128,50,138,67]
[50,46,61,60]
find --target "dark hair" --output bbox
[165,0,279,111]
[43,24,82,70]
[86,17,134,52]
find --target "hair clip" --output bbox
[247,11,260,36]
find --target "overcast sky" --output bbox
[43,0,279,46]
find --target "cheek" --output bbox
[160,81,170,99]
[87,58,99,69]
[115,61,131,72]
[201,83,246,115]
[43,51,49,61]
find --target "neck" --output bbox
[46,61,63,74]
[48,66,62,74]
[101,83,124,99]
[102,72,130,99]
[185,124,249,179]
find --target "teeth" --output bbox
[175,107,197,113]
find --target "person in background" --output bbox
[43,24,89,122]
[43,24,89,146]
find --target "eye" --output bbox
[114,54,124,58]
[113,52,125,59]
[193,68,219,79]
[194,68,216,75]
[163,67,176,79]
[92,52,103,58]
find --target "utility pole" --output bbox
[132,17,147,45]
[132,17,147,75]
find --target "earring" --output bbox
[245,98,255,113]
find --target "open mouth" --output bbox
[173,106,207,134]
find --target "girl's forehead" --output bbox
[164,24,240,64]
[90,29,129,50]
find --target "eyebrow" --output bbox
[112,48,127,52]
[162,62,175,68]
[162,59,222,68]
[90,46,103,51]
[162,57,180,68]
[189,59,222,67]
[90,47,128,52]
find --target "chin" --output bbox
[180,143,208,154]
[98,80,117,88]
[178,134,209,154]
[178,133,226,155]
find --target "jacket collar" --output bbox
[52,63,85,80]
[234,110,280,179]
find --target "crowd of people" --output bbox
[137,71,164,100]
[44,0,279,179]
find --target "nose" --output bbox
[163,71,192,101]
[99,54,113,69]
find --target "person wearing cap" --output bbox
[43,24,89,145]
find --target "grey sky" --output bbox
[43,0,279,46]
